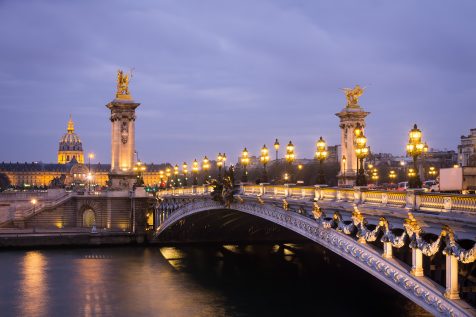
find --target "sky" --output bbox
[0,0,475,165]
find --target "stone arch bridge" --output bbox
[155,184,476,317]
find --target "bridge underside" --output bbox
[157,209,305,243]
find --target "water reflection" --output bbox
[20,251,49,317]
[0,244,432,317]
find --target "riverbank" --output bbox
[0,228,149,249]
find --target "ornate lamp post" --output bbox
[274,139,280,161]
[165,167,171,188]
[240,147,250,182]
[371,168,379,184]
[389,170,397,183]
[192,159,199,185]
[31,198,37,233]
[133,161,146,186]
[182,162,188,186]
[406,124,428,188]
[202,156,210,182]
[173,164,179,187]
[222,153,227,169]
[354,124,369,186]
[342,155,347,182]
[159,170,164,188]
[428,166,437,178]
[315,136,328,184]
[285,141,295,182]
[87,153,95,192]
[260,145,270,182]
[217,153,223,179]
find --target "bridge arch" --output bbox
[155,198,474,317]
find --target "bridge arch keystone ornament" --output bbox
[155,197,476,317]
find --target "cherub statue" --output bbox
[342,85,364,107]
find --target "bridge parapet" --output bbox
[154,193,476,316]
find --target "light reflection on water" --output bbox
[0,244,431,317]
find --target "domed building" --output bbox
[58,116,84,164]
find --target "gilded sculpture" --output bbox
[342,85,364,107]
[116,69,132,100]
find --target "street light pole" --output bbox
[260,145,270,182]
[315,136,328,185]
[406,124,428,188]
[274,139,280,161]
[202,156,210,183]
[241,148,249,183]
[192,159,199,186]
[285,141,295,182]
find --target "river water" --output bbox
[0,243,430,317]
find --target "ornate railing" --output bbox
[157,184,476,214]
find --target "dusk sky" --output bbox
[1,0,475,165]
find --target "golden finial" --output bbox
[67,115,74,133]
[342,85,364,107]
[116,69,132,100]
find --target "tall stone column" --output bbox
[106,70,141,190]
[335,85,369,186]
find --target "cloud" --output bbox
[0,0,475,164]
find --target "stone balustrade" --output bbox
[157,184,476,214]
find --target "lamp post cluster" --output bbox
[406,124,428,188]
[260,145,270,182]
[389,170,397,183]
[133,160,147,186]
[354,123,369,186]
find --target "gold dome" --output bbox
[58,116,84,164]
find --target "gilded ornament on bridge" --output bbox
[282,199,289,211]
[116,69,132,100]
[342,85,364,107]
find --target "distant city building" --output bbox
[425,149,458,168]
[458,128,476,166]
[327,145,341,163]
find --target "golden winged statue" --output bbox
[342,85,364,107]
[116,69,132,100]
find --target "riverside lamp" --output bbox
[241,148,250,182]
[182,162,188,186]
[315,136,328,184]
[222,153,227,168]
[274,139,280,161]
[217,153,224,178]
[202,156,210,181]
[354,124,369,186]
[285,141,295,182]
[192,159,199,185]
[260,145,270,182]
[406,124,428,188]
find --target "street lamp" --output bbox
[389,170,397,183]
[133,161,146,186]
[428,166,437,178]
[354,124,369,186]
[260,145,270,182]
[342,155,347,185]
[173,164,179,187]
[222,153,227,169]
[165,167,172,188]
[241,147,250,183]
[274,139,280,161]
[406,124,428,188]
[192,159,199,185]
[182,162,188,186]
[217,153,223,179]
[285,141,295,182]
[315,136,328,184]
[371,168,379,184]
[31,198,37,233]
[159,170,164,188]
[202,156,210,181]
